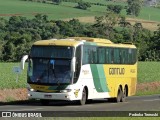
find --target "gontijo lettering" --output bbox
[109,68,125,75]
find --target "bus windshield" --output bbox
[27,46,74,85]
[30,46,73,59]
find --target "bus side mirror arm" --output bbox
[21,55,28,70]
[71,57,76,72]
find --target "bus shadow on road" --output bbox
[44,99,119,106]
[0,99,119,106]
[48,99,113,106]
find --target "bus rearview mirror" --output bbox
[71,57,76,72]
[21,55,28,70]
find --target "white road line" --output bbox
[7,108,44,111]
[143,99,160,102]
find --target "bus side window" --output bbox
[114,48,120,64]
[111,48,114,64]
[106,47,112,64]
[133,49,137,64]
[121,49,125,64]
[92,46,97,64]
[82,46,88,65]
[98,47,105,64]
[88,47,92,64]
[83,45,96,64]
[130,49,137,64]
[106,48,109,64]
[124,49,128,64]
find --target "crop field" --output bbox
[0,62,27,89]
[0,0,103,20]
[0,0,160,22]
[0,62,160,90]
[138,62,160,83]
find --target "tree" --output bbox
[126,0,142,17]
[0,40,4,61]
[140,24,160,61]
[3,42,16,61]
[93,12,120,39]
[150,24,160,50]
[118,16,131,28]
[107,4,123,14]
[76,1,91,10]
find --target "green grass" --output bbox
[0,62,27,89]
[0,0,104,20]
[137,6,160,21]
[138,62,160,83]
[136,62,160,96]
[0,0,160,22]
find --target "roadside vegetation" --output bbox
[136,62,160,95]
[138,62,160,83]
[0,63,27,89]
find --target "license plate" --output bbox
[44,94,52,98]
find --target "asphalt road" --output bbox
[0,94,160,112]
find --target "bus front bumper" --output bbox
[28,91,78,101]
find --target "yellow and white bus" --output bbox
[21,37,137,105]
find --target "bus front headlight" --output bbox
[60,89,72,93]
[30,88,36,92]
[27,87,36,92]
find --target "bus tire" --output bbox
[116,87,123,103]
[121,87,127,102]
[108,87,122,103]
[78,88,87,105]
[40,99,50,106]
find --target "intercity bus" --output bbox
[21,37,137,105]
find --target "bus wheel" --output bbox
[121,87,127,102]
[108,87,122,103]
[116,87,122,103]
[78,88,87,105]
[40,99,50,106]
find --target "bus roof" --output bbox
[68,37,113,44]
[33,39,81,46]
[33,37,136,48]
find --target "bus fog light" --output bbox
[65,95,70,98]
